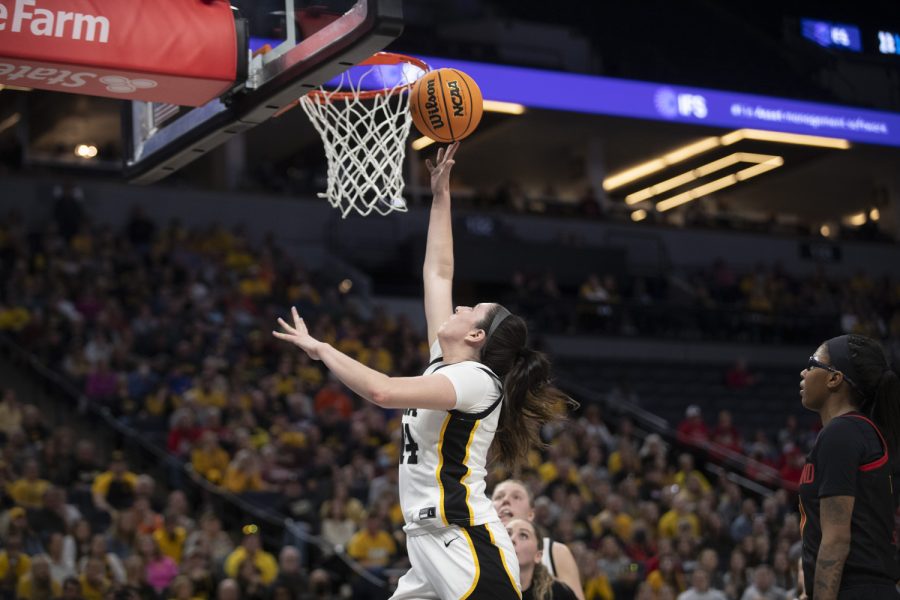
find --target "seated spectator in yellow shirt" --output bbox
[77,535,126,585]
[8,459,50,509]
[346,513,397,599]
[153,513,187,564]
[658,493,700,540]
[0,533,31,598]
[346,513,397,570]
[673,453,711,493]
[222,450,265,494]
[91,452,138,513]
[5,506,45,556]
[190,432,230,484]
[584,576,613,600]
[185,378,226,409]
[223,528,278,585]
[16,554,62,600]
[79,558,110,600]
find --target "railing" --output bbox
[528,297,842,345]
[557,372,794,496]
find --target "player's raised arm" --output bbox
[272,307,457,410]
[422,142,459,346]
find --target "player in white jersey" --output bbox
[273,142,572,599]
[492,480,585,599]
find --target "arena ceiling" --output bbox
[1,86,898,229]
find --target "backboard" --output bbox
[124,0,402,184]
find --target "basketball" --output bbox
[410,68,483,143]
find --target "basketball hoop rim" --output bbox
[306,52,430,102]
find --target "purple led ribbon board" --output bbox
[420,56,900,148]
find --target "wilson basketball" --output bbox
[410,69,483,142]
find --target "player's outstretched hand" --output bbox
[425,141,459,195]
[273,306,323,360]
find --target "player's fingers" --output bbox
[446,141,460,160]
[425,159,434,173]
[276,317,293,332]
[291,306,302,327]
[272,331,291,341]
[436,147,444,163]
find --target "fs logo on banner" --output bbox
[654,87,708,120]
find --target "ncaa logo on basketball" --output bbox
[448,80,465,117]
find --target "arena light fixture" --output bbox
[694,154,745,177]
[625,171,697,205]
[720,128,850,149]
[412,136,436,151]
[630,209,648,222]
[606,129,848,193]
[734,156,784,180]
[820,224,832,237]
[75,144,99,159]
[625,153,781,205]
[870,208,880,222]
[604,136,721,191]
[845,212,867,226]
[483,100,526,115]
[655,156,783,212]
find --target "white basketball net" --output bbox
[300,64,420,218]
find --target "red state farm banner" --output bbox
[0,0,239,106]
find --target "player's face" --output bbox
[492,481,533,524]
[800,345,831,410]
[439,303,494,342]
[506,519,541,568]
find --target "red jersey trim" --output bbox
[838,414,889,472]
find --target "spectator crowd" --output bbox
[504,259,900,352]
[0,199,881,599]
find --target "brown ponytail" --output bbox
[530,523,554,600]
[530,563,555,600]
[846,334,900,450]
[477,304,576,471]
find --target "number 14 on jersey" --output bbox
[400,410,419,464]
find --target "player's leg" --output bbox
[416,524,521,599]
[464,521,521,598]
[389,535,441,600]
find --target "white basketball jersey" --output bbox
[541,537,556,576]
[399,343,504,534]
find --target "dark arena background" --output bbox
[2,1,900,599]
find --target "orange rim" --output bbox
[306,51,430,103]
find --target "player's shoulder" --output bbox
[824,413,874,438]
[816,413,877,454]
[551,580,579,600]
[435,360,499,380]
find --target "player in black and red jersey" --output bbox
[798,334,900,600]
